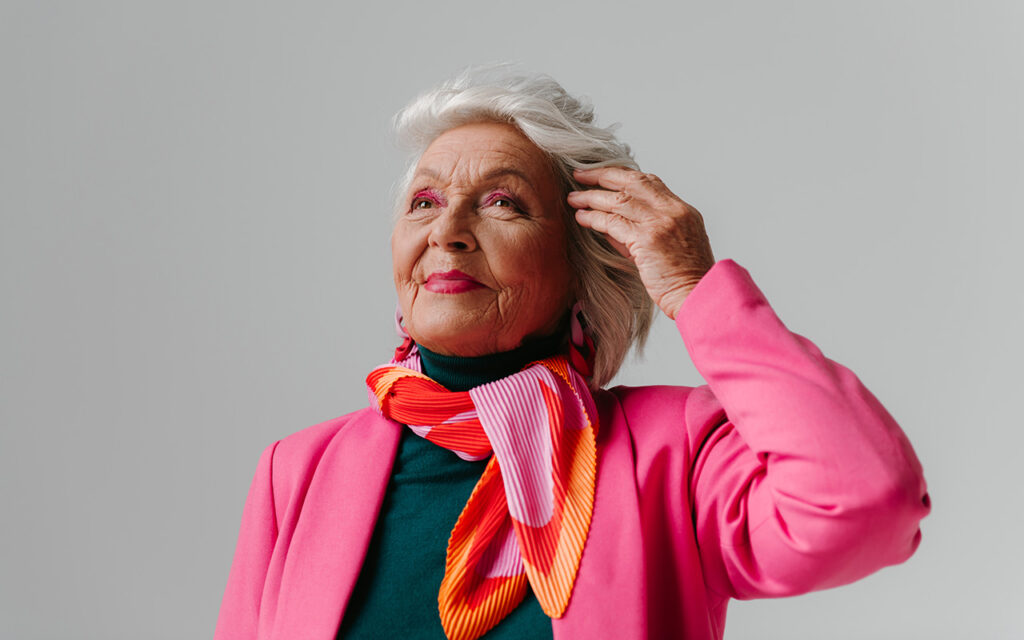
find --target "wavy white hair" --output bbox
[391,65,655,388]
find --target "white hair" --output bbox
[391,64,655,388]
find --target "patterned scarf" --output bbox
[365,347,598,640]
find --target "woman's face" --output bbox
[392,122,575,357]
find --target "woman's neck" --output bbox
[416,333,565,392]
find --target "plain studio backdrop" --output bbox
[2,1,1021,638]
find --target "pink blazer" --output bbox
[215,259,929,640]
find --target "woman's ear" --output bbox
[568,300,595,378]
[394,304,409,338]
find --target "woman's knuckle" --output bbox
[647,218,679,240]
[649,218,674,235]
[634,172,659,187]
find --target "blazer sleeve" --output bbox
[676,259,930,600]
[214,440,281,639]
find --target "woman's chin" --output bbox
[410,325,511,357]
[414,337,500,357]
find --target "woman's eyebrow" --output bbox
[411,166,536,188]
[480,167,534,185]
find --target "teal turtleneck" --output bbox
[415,331,565,391]
[336,335,564,640]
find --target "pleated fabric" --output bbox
[366,351,598,640]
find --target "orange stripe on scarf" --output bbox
[366,355,598,640]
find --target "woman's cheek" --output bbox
[391,227,421,286]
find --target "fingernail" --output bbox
[568,191,580,196]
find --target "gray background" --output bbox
[2,1,1021,638]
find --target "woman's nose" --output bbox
[428,207,477,252]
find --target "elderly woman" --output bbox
[215,68,929,640]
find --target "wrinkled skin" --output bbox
[569,168,715,320]
[392,122,575,356]
[392,121,717,357]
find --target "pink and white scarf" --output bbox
[366,347,599,640]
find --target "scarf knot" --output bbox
[366,352,599,640]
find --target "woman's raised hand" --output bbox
[568,167,716,319]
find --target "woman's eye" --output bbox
[412,199,433,210]
[487,195,521,212]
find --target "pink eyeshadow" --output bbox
[413,189,447,207]
[484,191,516,206]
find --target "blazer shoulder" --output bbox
[270,406,381,484]
[602,383,727,457]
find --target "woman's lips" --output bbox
[424,270,486,294]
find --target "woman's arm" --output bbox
[678,259,929,599]
[570,165,927,597]
[214,440,280,639]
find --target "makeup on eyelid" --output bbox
[412,189,446,208]
[483,191,520,208]
[411,188,523,211]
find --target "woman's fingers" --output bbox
[569,165,716,319]
[573,209,633,258]
[573,166,638,189]
[573,166,666,200]
[567,188,644,220]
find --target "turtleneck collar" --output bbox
[416,332,566,392]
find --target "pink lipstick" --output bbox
[424,270,485,294]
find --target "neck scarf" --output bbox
[366,347,598,640]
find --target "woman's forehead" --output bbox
[412,123,556,190]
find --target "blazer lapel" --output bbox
[269,409,402,640]
[554,390,648,639]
